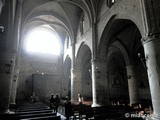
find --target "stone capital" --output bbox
[141,33,160,45]
[91,59,106,65]
[70,68,80,73]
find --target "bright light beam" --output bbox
[25,27,61,55]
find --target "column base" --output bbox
[9,103,17,109]
[91,103,101,107]
[0,109,11,114]
[129,102,141,108]
[130,100,140,105]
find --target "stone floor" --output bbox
[6,102,149,120]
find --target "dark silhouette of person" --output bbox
[30,92,39,103]
[55,94,60,114]
[64,96,73,120]
[50,95,56,112]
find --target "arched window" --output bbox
[66,35,69,49]
[80,13,84,35]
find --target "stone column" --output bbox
[126,65,139,105]
[70,69,82,101]
[0,0,17,113]
[70,69,74,101]
[0,53,16,113]
[70,38,76,101]
[91,60,100,107]
[142,35,160,119]
[10,65,19,105]
[9,0,22,107]
[91,60,109,107]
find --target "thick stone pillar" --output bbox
[70,69,82,101]
[9,0,23,106]
[10,65,19,105]
[0,53,16,113]
[91,60,109,107]
[142,35,160,119]
[0,0,17,113]
[126,65,139,105]
[70,36,76,101]
[91,60,100,107]
[0,0,5,14]
[70,68,75,101]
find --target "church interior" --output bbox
[0,0,160,120]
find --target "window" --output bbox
[80,13,84,35]
[66,35,69,49]
[25,26,61,55]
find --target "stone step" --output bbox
[18,109,53,115]
[18,108,50,112]
[17,112,56,119]
[16,102,61,120]
[19,103,47,106]
[19,107,48,110]
[19,106,47,109]
[0,114,17,120]
[19,104,47,108]
[22,102,44,105]
[19,102,47,108]
[21,115,61,120]
[20,104,47,107]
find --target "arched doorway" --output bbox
[107,46,129,105]
[76,43,92,102]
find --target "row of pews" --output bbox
[69,103,149,120]
[71,105,126,120]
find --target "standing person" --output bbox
[78,94,83,104]
[64,96,73,120]
[50,94,56,112]
[55,94,60,114]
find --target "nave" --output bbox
[0,100,152,120]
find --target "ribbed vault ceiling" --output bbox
[21,0,93,43]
